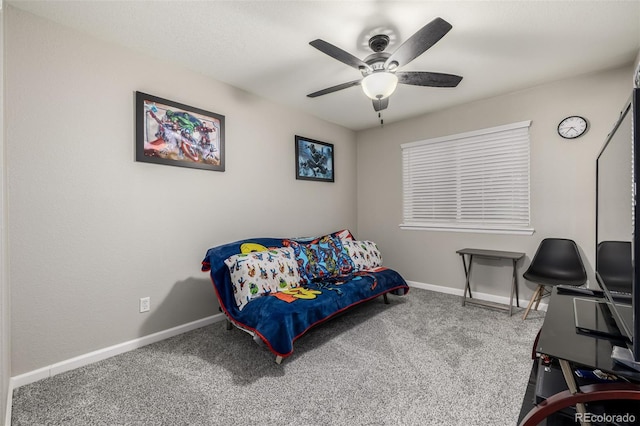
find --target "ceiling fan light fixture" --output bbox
[361,72,398,100]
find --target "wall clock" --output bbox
[557,115,588,139]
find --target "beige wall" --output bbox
[0,4,10,423]
[5,7,356,375]
[356,64,634,300]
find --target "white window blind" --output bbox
[401,121,534,235]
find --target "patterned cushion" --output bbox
[224,247,301,310]
[332,229,355,241]
[291,229,355,244]
[343,240,383,271]
[286,235,354,283]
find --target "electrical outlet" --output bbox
[139,297,150,313]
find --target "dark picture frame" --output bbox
[135,91,225,171]
[295,135,335,182]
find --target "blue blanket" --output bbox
[202,237,409,358]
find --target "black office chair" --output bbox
[596,241,632,294]
[522,238,587,320]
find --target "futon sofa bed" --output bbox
[201,230,409,363]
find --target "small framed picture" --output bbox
[295,135,334,182]
[135,91,225,171]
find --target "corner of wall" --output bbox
[0,4,12,426]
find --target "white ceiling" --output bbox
[8,0,640,131]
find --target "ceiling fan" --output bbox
[307,17,463,114]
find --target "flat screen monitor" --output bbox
[595,87,640,363]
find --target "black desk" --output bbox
[519,288,640,425]
[537,290,640,378]
[456,248,525,316]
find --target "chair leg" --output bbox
[522,285,545,320]
[533,286,545,310]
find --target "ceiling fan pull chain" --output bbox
[378,111,384,127]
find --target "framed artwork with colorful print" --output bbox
[295,135,334,182]
[135,91,225,171]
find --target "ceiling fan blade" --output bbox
[307,80,362,98]
[373,97,389,112]
[310,39,372,72]
[396,71,462,87]
[384,17,452,69]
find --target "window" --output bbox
[401,121,533,235]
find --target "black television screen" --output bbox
[595,87,640,363]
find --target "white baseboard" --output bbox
[406,280,548,312]
[9,313,224,392]
[4,382,11,426]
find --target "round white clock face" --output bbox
[558,116,588,139]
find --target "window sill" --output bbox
[399,223,535,236]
